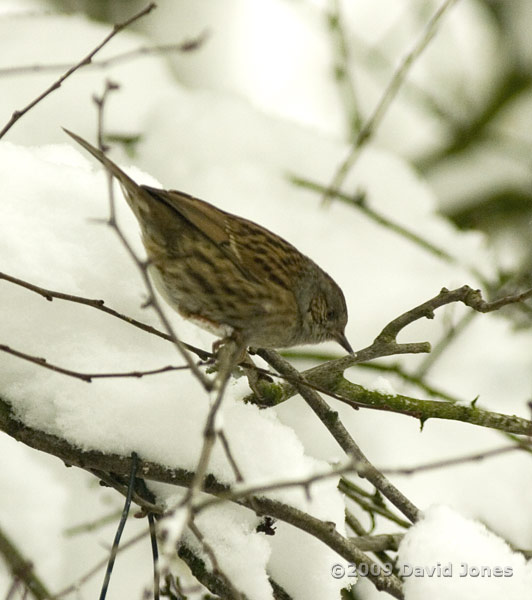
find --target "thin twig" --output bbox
[339,479,411,529]
[0,9,59,20]
[188,520,246,600]
[0,3,157,139]
[290,175,486,285]
[322,0,461,203]
[91,91,213,391]
[414,309,475,378]
[327,0,362,137]
[90,91,248,597]
[98,453,139,600]
[381,442,530,476]
[182,339,246,506]
[0,31,209,77]
[0,270,380,407]
[351,362,463,403]
[0,343,190,382]
[241,495,404,598]
[148,514,160,600]
[0,270,210,361]
[0,526,52,600]
[280,348,464,402]
[350,533,404,553]
[256,349,421,524]
[194,456,361,514]
[376,285,532,345]
[238,287,532,434]
[94,79,120,151]
[64,510,123,536]
[1,271,356,403]
[53,530,148,599]
[296,285,532,380]
[218,430,244,482]
[347,28,458,125]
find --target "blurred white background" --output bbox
[1,1,532,599]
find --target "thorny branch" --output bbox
[243,286,532,437]
[7,265,530,430]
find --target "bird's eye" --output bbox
[326,309,336,320]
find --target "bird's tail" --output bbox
[63,128,139,195]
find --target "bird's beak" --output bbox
[336,331,354,355]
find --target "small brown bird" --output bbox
[64,129,352,354]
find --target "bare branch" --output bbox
[251,285,532,392]
[0,30,209,77]
[256,348,421,524]
[381,442,531,476]
[89,90,213,391]
[350,533,404,553]
[188,520,248,600]
[0,270,210,361]
[180,338,246,506]
[241,286,532,436]
[414,310,475,378]
[0,342,190,382]
[53,529,148,599]
[243,495,404,599]
[218,429,245,483]
[89,92,251,597]
[326,0,362,137]
[375,285,532,345]
[290,175,486,284]
[0,525,52,600]
[322,0,462,203]
[0,3,157,139]
[340,479,412,529]
[0,395,404,599]
[195,457,362,512]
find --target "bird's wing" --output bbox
[143,186,230,246]
[142,186,266,284]
[144,187,301,292]
[64,128,298,290]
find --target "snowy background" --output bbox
[1,0,532,599]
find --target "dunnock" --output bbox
[64,129,353,354]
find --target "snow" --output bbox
[0,134,349,598]
[1,1,532,599]
[0,437,66,583]
[184,505,274,600]
[398,505,532,600]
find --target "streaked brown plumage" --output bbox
[64,129,352,353]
